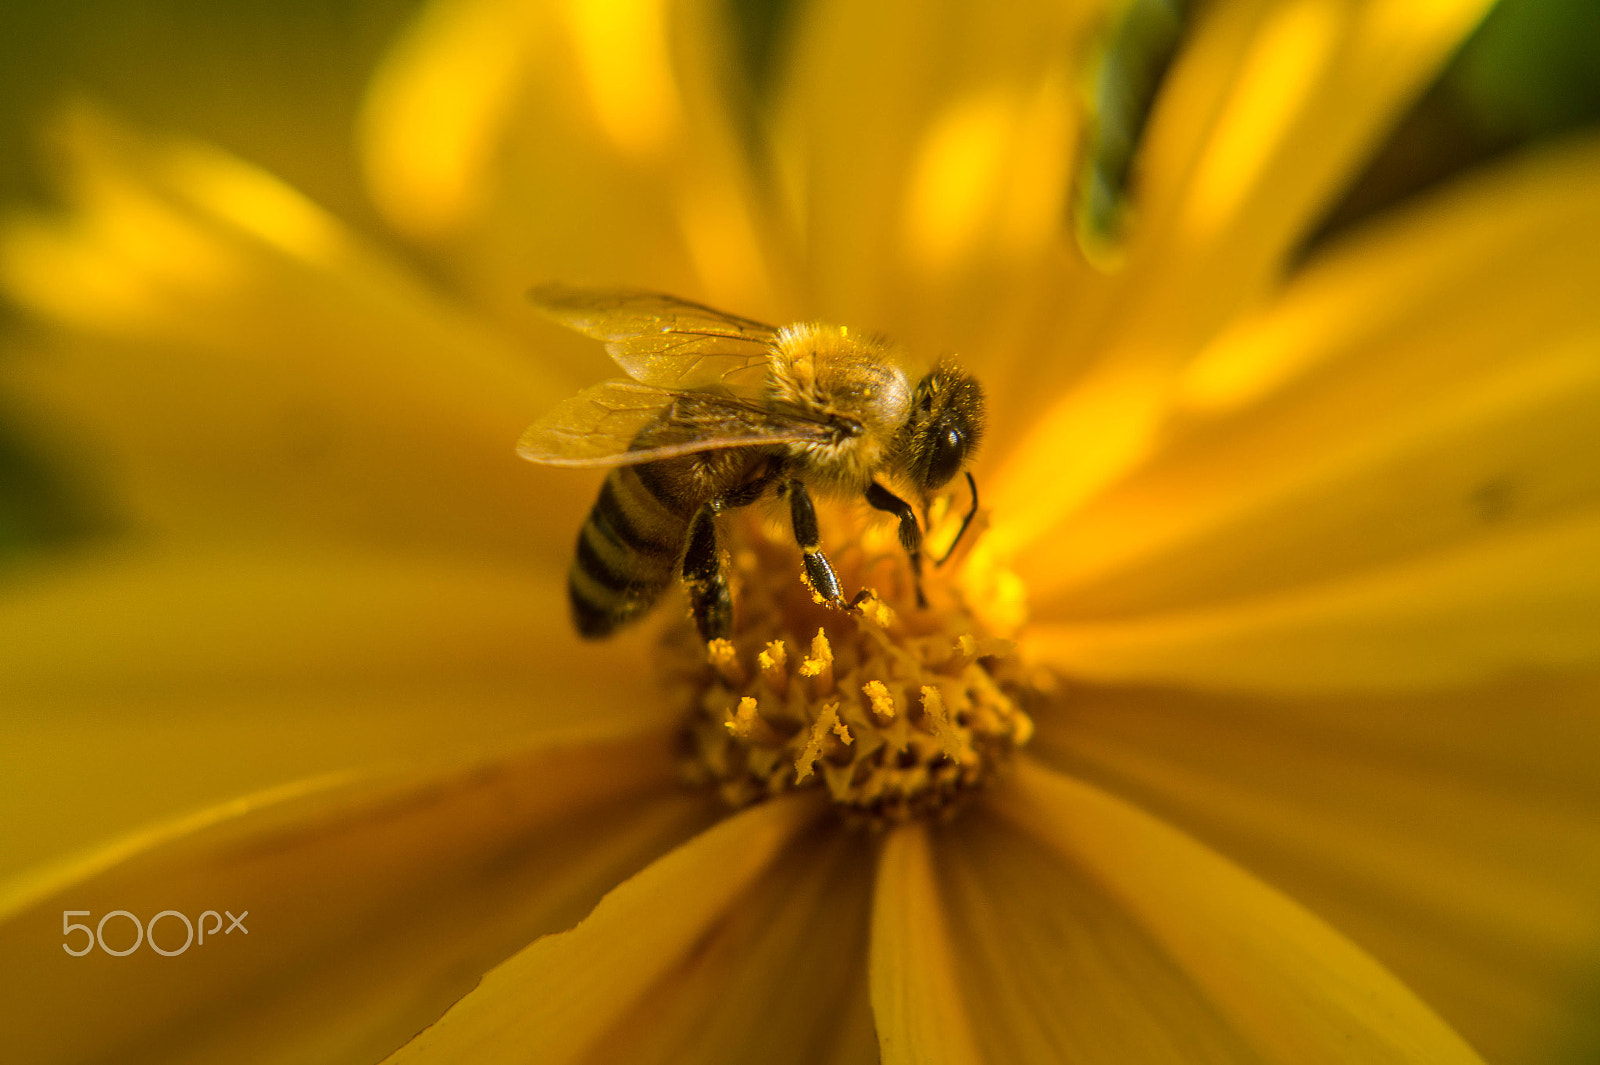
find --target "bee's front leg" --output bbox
[864,481,926,608]
[785,479,852,611]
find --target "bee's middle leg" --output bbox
[682,503,732,642]
[786,479,856,610]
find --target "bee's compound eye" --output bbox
[925,426,965,488]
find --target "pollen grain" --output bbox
[669,511,1034,827]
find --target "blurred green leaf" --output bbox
[726,0,801,106]
[1455,0,1600,138]
[0,411,107,567]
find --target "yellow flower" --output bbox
[3,0,1599,1062]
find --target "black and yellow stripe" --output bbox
[568,464,691,638]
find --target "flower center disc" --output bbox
[666,507,1034,827]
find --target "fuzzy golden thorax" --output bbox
[766,322,913,493]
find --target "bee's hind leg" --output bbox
[864,481,926,608]
[683,468,781,643]
[785,479,855,612]
[683,503,732,642]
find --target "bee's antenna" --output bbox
[935,471,979,567]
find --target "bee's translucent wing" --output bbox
[517,380,829,468]
[529,284,779,393]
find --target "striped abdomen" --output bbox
[569,462,694,639]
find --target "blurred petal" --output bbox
[0,544,645,698]
[359,0,532,241]
[1011,135,1600,695]
[384,792,821,1064]
[989,757,1484,1064]
[986,355,1176,559]
[0,727,714,1065]
[570,818,877,1065]
[1030,678,1600,1064]
[1022,134,1600,610]
[361,0,781,349]
[996,78,1600,581]
[1026,505,1600,693]
[1178,134,1600,417]
[988,0,1497,538]
[1119,0,1496,350]
[937,806,1267,1063]
[769,0,1106,431]
[0,106,589,561]
[870,823,983,1065]
[0,545,665,876]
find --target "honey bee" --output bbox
[518,285,986,643]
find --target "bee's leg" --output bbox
[865,481,926,608]
[785,479,850,610]
[682,503,732,642]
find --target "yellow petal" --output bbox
[986,354,1176,559]
[362,0,687,236]
[1019,134,1600,612]
[937,806,1267,1063]
[1029,677,1600,1063]
[1180,133,1600,416]
[383,792,822,1064]
[359,0,534,241]
[870,823,983,1065]
[989,757,1485,1064]
[0,545,666,877]
[0,107,590,559]
[1026,506,1600,693]
[992,6,1566,563]
[1030,326,1600,620]
[0,727,713,1065]
[574,818,877,1065]
[0,545,645,699]
[361,0,781,340]
[769,0,1104,407]
[1117,0,1496,351]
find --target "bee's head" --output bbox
[897,361,985,494]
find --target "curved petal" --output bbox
[1029,678,1600,1064]
[987,757,1485,1064]
[870,823,983,1065]
[569,816,877,1065]
[985,354,1177,560]
[1020,134,1600,610]
[0,545,667,877]
[936,805,1267,1063]
[0,106,589,561]
[1177,134,1600,418]
[0,726,714,1065]
[1116,0,1496,352]
[1026,506,1600,694]
[361,0,783,349]
[383,792,824,1064]
[767,0,1104,371]
[989,0,1499,545]
[0,545,650,698]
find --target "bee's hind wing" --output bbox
[528,284,779,393]
[517,380,826,468]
